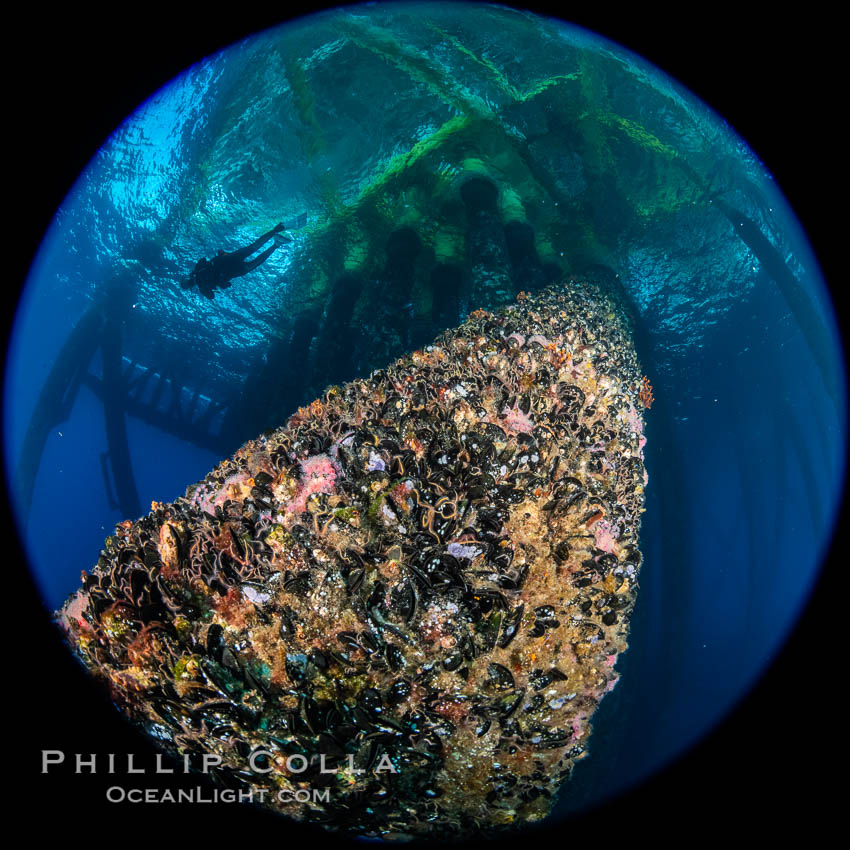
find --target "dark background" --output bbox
[6,3,844,844]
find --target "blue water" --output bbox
[4,0,846,825]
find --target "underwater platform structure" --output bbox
[10,39,602,520]
[15,9,829,558]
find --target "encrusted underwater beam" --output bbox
[59,278,649,839]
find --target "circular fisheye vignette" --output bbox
[4,0,840,836]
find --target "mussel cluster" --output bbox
[59,278,648,839]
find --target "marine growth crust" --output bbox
[58,278,649,839]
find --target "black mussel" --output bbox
[359,630,380,654]
[352,706,375,731]
[442,652,463,672]
[139,602,170,625]
[491,547,514,571]
[346,567,366,594]
[299,694,325,734]
[385,644,406,671]
[498,604,524,648]
[557,384,585,412]
[143,543,161,569]
[336,631,360,650]
[475,717,492,738]
[596,553,618,575]
[389,579,417,623]
[477,589,508,613]
[553,541,571,564]
[524,694,545,714]
[359,687,383,712]
[279,607,297,638]
[316,732,347,759]
[477,507,507,533]
[494,689,524,718]
[386,679,411,704]
[284,570,311,595]
[308,648,328,670]
[537,729,573,750]
[496,563,528,590]
[475,610,502,652]
[117,547,142,567]
[487,663,515,691]
[482,422,507,443]
[206,623,224,661]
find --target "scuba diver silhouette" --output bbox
[182,223,291,299]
